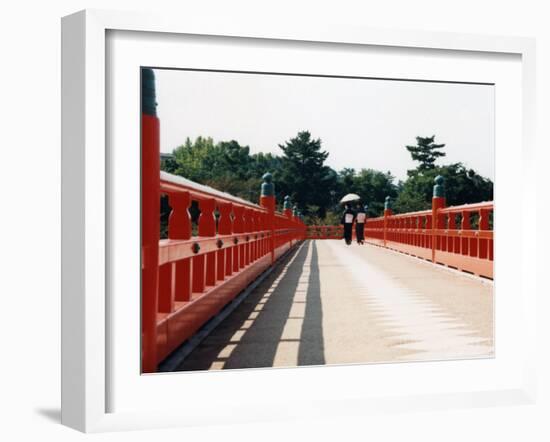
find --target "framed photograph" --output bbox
[61,9,537,432]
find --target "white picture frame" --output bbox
[61,9,537,433]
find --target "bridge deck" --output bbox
[176,240,494,371]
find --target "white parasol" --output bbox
[339,193,361,204]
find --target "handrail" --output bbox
[147,175,306,370]
[388,208,432,218]
[305,180,493,280]
[438,200,493,213]
[143,171,306,372]
[160,171,264,210]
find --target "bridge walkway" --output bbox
[176,240,494,371]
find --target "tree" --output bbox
[277,131,335,217]
[250,152,284,182]
[353,169,398,216]
[405,135,446,174]
[168,136,217,182]
[217,140,253,180]
[337,168,357,194]
[394,163,493,213]
[332,168,397,217]
[160,131,492,223]
[164,138,264,200]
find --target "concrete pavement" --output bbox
[176,240,494,371]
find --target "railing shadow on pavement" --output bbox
[176,241,326,370]
[297,241,325,366]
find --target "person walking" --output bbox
[355,203,367,244]
[341,203,356,245]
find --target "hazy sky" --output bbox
[154,69,494,182]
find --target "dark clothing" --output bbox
[341,208,356,245]
[355,209,366,244]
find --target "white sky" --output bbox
[154,69,494,182]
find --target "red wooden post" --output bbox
[169,192,192,303]
[256,212,262,255]
[440,213,448,251]
[141,68,160,373]
[217,202,233,280]
[259,173,276,265]
[273,215,281,249]
[415,215,421,247]
[233,205,245,270]
[461,210,471,256]
[255,211,262,257]
[250,211,256,262]
[158,192,193,314]
[258,211,266,257]
[200,198,217,287]
[158,264,175,313]
[448,211,456,253]
[364,211,369,241]
[263,211,270,255]
[469,212,478,258]
[243,208,253,265]
[479,208,489,259]
[426,214,433,249]
[383,196,393,247]
[283,195,293,247]
[432,176,446,263]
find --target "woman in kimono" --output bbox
[355,203,367,244]
[341,203,356,245]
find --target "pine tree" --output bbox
[405,135,446,174]
[277,131,333,216]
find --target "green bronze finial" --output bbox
[433,175,445,197]
[141,68,157,116]
[261,172,275,196]
[292,204,298,216]
[283,195,292,210]
[384,196,392,210]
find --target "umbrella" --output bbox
[339,193,361,204]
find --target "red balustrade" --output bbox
[306,199,494,279]
[366,201,493,278]
[141,69,307,372]
[434,202,494,277]
[142,172,306,371]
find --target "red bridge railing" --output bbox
[142,171,306,372]
[141,69,306,372]
[305,179,494,280]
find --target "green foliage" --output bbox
[334,168,398,217]
[405,135,446,174]
[165,137,265,202]
[160,132,493,223]
[394,163,493,213]
[304,208,341,226]
[277,131,337,218]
